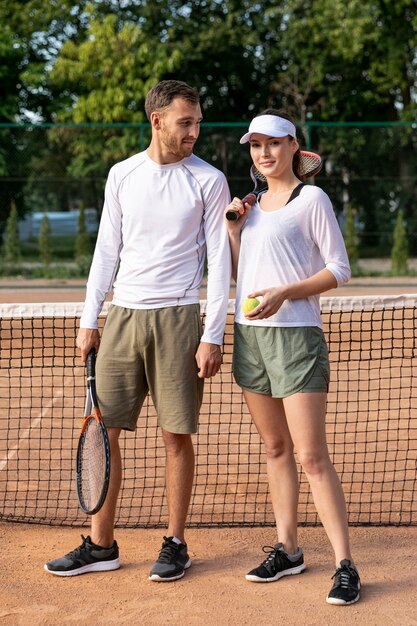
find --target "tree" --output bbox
[344,206,359,276]
[391,210,409,275]
[262,0,417,122]
[75,203,92,274]
[38,213,52,267]
[0,24,26,235]
[0,1,93,120]
[0,24,24,122]
[44,9,183,203]
[1,0,416,250]
[50,11,182,124]
[261,0,417,255]
[2,0,416,124]
[3,201,21,265]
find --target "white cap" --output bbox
[239,115,296,144]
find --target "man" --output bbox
[44,80,231,581]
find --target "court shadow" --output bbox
[358,577,414,603]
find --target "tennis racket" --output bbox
[298,150,323,180]
[226,166,268,221]
[76,348,110,515]
[226,150,323,221]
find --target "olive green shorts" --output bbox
[95,304,204,434]
[233,324,330,398]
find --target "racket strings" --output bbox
[254,154,320,182]
[79,419,107,511]
[253,167,267,182]
[299,154,321,177]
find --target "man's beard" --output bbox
[160,128,193,158]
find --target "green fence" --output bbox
[1,122,416,256]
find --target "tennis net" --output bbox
[1,296,416,527]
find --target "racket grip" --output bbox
[226,193,257,221]
[226,209,240,221]
[86,348,96,378]
[242,193,257,206]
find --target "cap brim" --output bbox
[239,132,252,144]
[239,131,290,144]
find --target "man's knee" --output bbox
[107,427,121,449]
[162,430,193,456]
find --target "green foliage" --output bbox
[344,206,359,275]
[75,203,92,274]
[0,0,416,254]
[391,210,409,275]
[0,0,92,119]
[38,214,52,267]
[262,0,417,122]
[75,204,90,256]
[1,0,415,123]
[2,201,21,264]
[0,24,24,121]
[50,11,182,124]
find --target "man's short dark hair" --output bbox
[145,80,200,120]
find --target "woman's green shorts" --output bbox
[233,324,330,398]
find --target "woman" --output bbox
[226,109,360,605]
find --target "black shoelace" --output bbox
[157,537,183,563]
[332,565,358,589]
[259,545,287,573]
[65,534,89,559]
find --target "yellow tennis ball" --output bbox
[242,297,260,313]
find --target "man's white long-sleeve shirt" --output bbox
[80,150,231,345]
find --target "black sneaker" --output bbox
[326,559,361,605]
[245,543,306,583]
[149,536,192,582]
[44,535,120,577]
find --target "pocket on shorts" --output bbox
[276,327,326,396]
[287,327,323,366]
[193,305,202,344]
[317,336,330,385]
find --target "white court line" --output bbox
[0,369,83,472]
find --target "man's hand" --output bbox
[76,327,101,362]
[195,342,222,378]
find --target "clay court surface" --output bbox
[1,276,416,625]
[1,524,416,625]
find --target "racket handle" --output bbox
[86,348,96,379]
[226,210,240,221]
[226,193,257,221]
[242,193,256,206]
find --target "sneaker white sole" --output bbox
[326,589,360,605]
[44,558,121,577]
[149,558,192,582]
[245,563,306,583]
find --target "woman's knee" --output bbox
[297,449,331,476]
[264,439,293,461]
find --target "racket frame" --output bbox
[225,166,268,221]
[298,150,323,179]
[225,150,323,221]
[76,349,111,516]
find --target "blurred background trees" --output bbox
[0,0,416,261]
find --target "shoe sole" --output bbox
[245,563,306,583]
[326,588,361,606]
[44,558,121,577]
[149,558,192,582]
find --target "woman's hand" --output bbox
[224,196,253,233]
[243,286,290,319]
